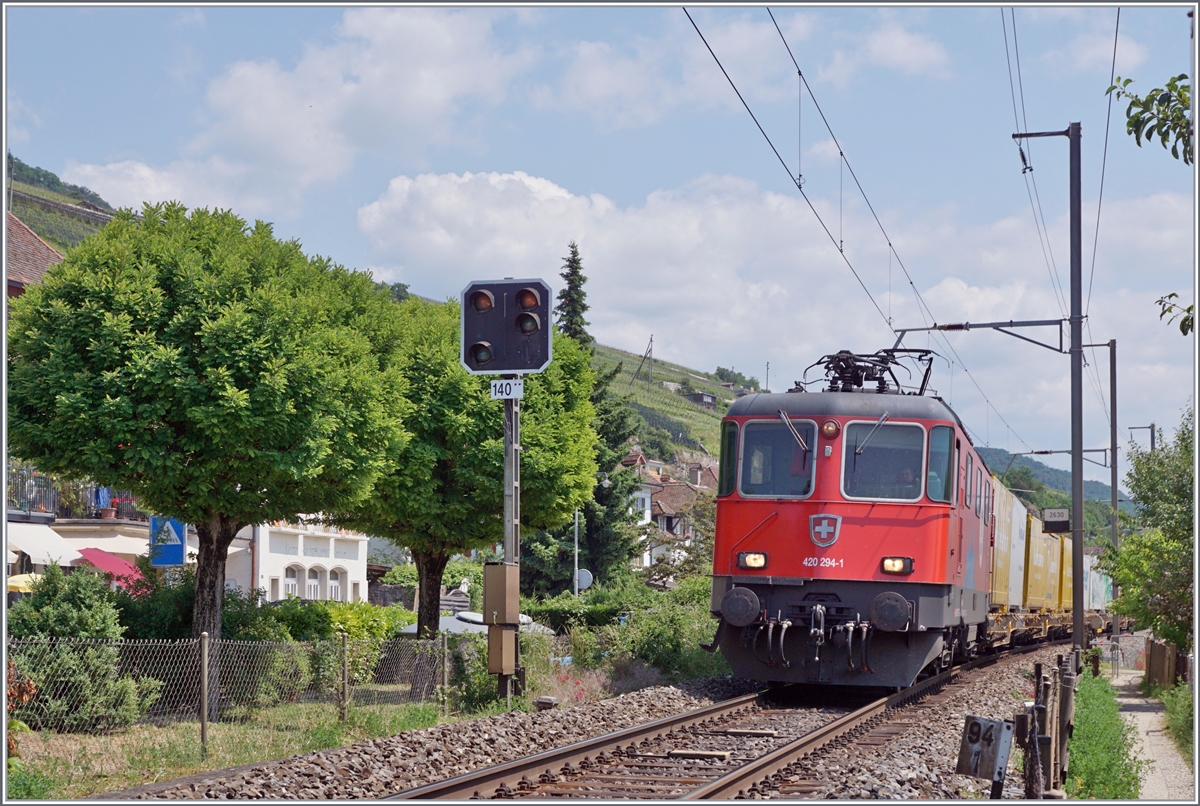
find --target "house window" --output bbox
[328,570,341,602]
[270,578,279,601]
[352,582,360,602]
[307,568,320,600]
[284,567,298,597]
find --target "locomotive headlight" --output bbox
[737,551,768,569]
[821,420,841,439]
[881,557,914,575]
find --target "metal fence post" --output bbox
[200,631,209,757]
[340,632,349,723]
[441,632,449,717]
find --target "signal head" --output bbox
[470,290,495,313]
[516,288,540,310]
[469,341,494,365]
[516,312,541,335]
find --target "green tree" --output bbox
[675,488,716,579]
[554,241,593,349]
[376,280,411,304]
[6,202,409,639]
[521,360,642,597]
[1099,407,1193,651]
[330,298,598,637]
[1107,75,1194,335]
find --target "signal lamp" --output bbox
[881,557,914,575]
[470,290,495,313]
[516,312,541,334]
[516,288,540,310]
[469,342,494,365]
[821,420,841,439]
[737,551,768,569]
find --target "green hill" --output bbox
[7,154,113,252]
[592,342,746,462]
[977,447,1130,510]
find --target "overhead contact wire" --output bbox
[764,7,1031,451]
[684,6,894,333]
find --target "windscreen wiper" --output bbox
[778,410,809,453]
[854,411,890,455]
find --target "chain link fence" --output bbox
[6,634,446,737]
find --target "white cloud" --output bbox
[63,8,537,213]
[357,169,1193,472]
[6,93,40,146]
[808,138,841,164]
[547,10,813,129]
[1044,31,1148,74]
[819,22,949,87]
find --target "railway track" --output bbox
[389,641,1063,800]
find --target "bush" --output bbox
[446,633,505,713]
[8,641,163,732]
[1066,673,1146,798]
[1159,682,1194,767]
[7,565,162,732]
[5,760,54,800]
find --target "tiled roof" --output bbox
[6,211,63,287]
[652,478,701,518]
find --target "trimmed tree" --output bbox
[7,202,409,640]
[554,241,593,350]
[330,298,598,637]
[1099,406,1194,651]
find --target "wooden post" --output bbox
[340,632,349,722]
[200,631,209,757]
[441,632,449,718]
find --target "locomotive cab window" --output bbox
[718,421,738,497]
[842,422,925,501]
[927,425,955,503]
[739,419,817,498]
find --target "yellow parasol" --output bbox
[7,573,43,593]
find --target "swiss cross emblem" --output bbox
[810,514,842,547]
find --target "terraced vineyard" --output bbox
[592,342,746,461]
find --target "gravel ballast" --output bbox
[106,679,756,799]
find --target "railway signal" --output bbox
[462,277,553,706]
[461,279,552,375]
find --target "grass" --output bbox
[1146,680,1194,770]
[1065,672,1146,798]
[11,197,102,253]
[8,699,440,800]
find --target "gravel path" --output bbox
[100,677,759,800]
[1112,669,1195,801]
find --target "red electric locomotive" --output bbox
[707,349,995,689]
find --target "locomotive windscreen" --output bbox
[843,422,925,501]
[738,420,817,497]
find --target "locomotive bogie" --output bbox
[709,577,987,688]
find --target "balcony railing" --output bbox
[6,463,149,522]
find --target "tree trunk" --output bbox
[192,513,244,724]
[413,549,451,639]
[192,513,243,639]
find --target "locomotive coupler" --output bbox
[810,604,826,663]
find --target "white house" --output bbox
[253,518,369,603]
[43,515,369,602]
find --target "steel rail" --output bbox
[388,638,1069,800]
[386,691,762,800]
[686,639,1070,799]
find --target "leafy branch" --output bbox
[1155,292,1194,337]
[1106,75,1193,165]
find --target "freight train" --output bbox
[706,348,1113,690]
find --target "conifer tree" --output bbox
[555,241,593,349]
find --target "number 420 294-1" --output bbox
[802,557,843,568]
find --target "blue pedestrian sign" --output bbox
[149,516,187,567]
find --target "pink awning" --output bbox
[75,547,143,587]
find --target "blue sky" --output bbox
[6,4,1196,483]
